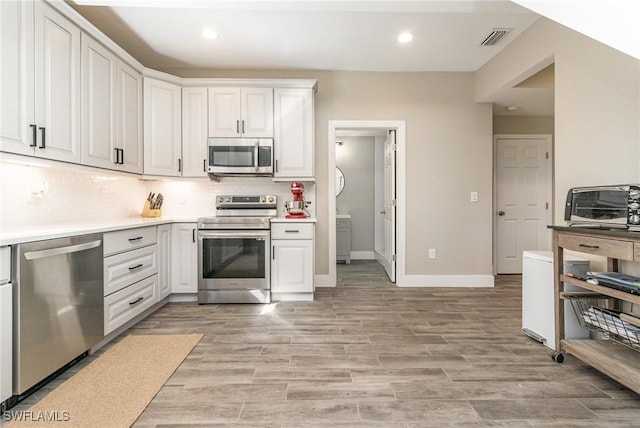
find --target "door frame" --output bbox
[328,120,406,287]
[493,134,553,275]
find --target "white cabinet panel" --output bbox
[144,77,182,177]
[0,0,34,156]
[103,226,157,256]
[157,224,171,300]
[117,60,143,174]
[171,223,198,294]
[273,88,313,179]
[182,87,208,177]
[271,239,314,293]
[34,2,82,163]
[104,274,157,335]
[104,245,158,297]
[208,87,273,138]
[82,35,116,169]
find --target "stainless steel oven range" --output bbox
[197,195,276,304]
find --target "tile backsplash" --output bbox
[0,158,316,232]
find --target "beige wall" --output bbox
[477,18,640,224]
[493,116,554,135]
[170,68,494,277]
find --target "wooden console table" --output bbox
[550,226,640,394]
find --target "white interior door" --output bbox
[382,130,396,282]
[495,135,552,274]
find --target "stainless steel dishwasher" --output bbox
[12,233,104,396]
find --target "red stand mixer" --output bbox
[284,181,308,218]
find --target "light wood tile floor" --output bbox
[14,261,640,426]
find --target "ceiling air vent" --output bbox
[481,28,512,46]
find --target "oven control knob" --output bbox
[226,197,232,203]
[629,202,640,210]
[268,196,275,203]
[260,196,266,203]
[631,214,640,224]
[218,196,224,203]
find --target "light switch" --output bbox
[470,192,478,202]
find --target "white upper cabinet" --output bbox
[1,0,35,156]
[116,60,143,174]
[82,35,116,169]
[182,87,208,178]
[208,87,273,138]
[1,1,81,163]
[144,77,182,177]
[273,88,314,179]
[82,36,143,174]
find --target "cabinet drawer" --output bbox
[104,226,157,256]
[271,223,314,240]
[558,233,633,260]
[104,274,158,335]
[104,245,158,296]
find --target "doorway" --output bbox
[494,134,553,274]
[328,120,405,287]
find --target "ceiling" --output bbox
[69,0,553,116]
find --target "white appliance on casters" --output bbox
[522,251,590,350]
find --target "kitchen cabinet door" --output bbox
[182,87,208,177]
[82,35,117,170]
[144,77,182,177]
[273,88,314,179]
[117,61,143,174]
[157,224,172,300]
[208,87,241,138]
[271,239,314,293]
[208,87,273,138]
[171,223,198,294]
[34,1,82,163]
[241,87,273,138]
[0,0,35,156]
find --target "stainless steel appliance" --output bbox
[207,138,273,176]
[12,234,104,396]
[198,195,276,303]
[564,185,640,230]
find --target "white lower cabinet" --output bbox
[103,226,158,335]
[0,246,12,404]
[171,223,198,294]
[104,275,157,335]
[271,222,314,300]
[157,224,172,300]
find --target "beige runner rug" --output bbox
[5,334,202,428]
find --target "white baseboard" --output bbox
[398,274,494,287]
[169,293,198,303]
[351,251,375,260]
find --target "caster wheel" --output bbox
[551,352,564,363]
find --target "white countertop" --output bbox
[0,216,317,246]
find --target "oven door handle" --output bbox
[198,230,270,239]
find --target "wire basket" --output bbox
[567,296,640,352]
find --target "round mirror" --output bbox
[336,167,345,196]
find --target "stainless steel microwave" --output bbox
[207,138,273,176]
[564,185,640,230]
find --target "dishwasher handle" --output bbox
[23,240,102,261]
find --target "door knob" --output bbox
[380,209,386,214]
[498,210,505,216]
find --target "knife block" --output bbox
[141,200,162,218]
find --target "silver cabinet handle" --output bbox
[129,296,143,305]
[285,230,299,233]
[128,237,143,242]
[254,141,259,172]
[236,120,240,134]
[38,127,46,149]
[242,120,245,134]
[24,240,102,260]
[30,124,37,147]
[498,211,505,216]
[380,209,386,214]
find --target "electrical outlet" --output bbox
[470,191,478,202]
[428,248,436,259]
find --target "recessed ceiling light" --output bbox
[505,105,519,112]
[202,28,218,40]
[397,32,414,43]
